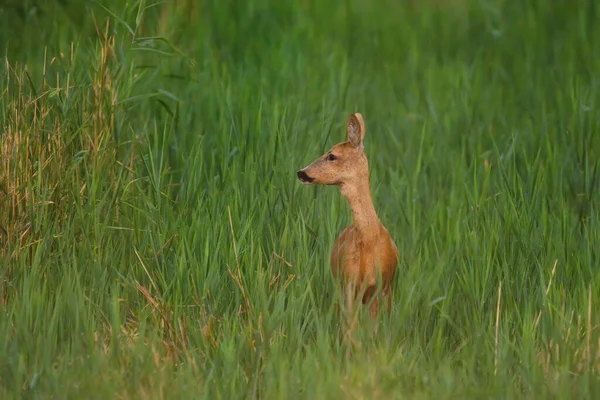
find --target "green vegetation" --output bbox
[1,0,600,398]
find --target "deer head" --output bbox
[297,113,369,188]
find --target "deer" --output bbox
[296,112,399,320]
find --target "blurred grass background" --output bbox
[1,0,600,398]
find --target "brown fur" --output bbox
[297,113,399,317]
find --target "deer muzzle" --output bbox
[297,169,315,184]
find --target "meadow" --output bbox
[1,0,600,398]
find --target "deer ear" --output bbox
[347,113,365,148]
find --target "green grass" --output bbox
[1,0,600,398]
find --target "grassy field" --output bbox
[1,0,600,398]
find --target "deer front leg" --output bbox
[345,282,356,317]
[369,294,380,318]
[343,282,360,357]
[385,288,392,315]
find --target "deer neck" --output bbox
[340,178,380,239]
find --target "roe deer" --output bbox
[297,113,398,318]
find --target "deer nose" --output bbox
[297,170,314,184]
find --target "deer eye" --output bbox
[327,153,337,161]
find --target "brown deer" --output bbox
[297,113,398,318]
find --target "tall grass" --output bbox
[1,0,600,398]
